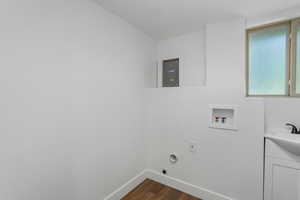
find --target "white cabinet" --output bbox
[265,157,300,200]
[265,139,300,200]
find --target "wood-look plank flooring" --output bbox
[122,179,202,200]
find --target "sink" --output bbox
[265,132,300,156]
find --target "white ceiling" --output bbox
[98,0,300,39]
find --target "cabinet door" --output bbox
[265,157,300,200]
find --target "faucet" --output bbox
[286,123,300,134]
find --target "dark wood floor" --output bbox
[122,179,201,200]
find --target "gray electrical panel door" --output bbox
[163,58,179,87]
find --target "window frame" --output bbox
[245,19,300,97]
[290,18,300,97]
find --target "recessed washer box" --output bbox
[209,105,238,131]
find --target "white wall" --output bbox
[146,19,264,200]
[147,9,300,199]
[153,5,300,139]
[247,5,300,28]
[264,98,300,132]
[0,0,155,200]
[1,1,297,200]
[156,31,206,87]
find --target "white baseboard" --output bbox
[144,169,234,200]
[104,169,234,200]
[103,170,147,200]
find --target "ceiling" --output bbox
[98,0,300,39]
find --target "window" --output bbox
[246,18,300,97]
[291,19,300,95]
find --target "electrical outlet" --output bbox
[188,141,197,153]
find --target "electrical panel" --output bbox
[162,58,179,87]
